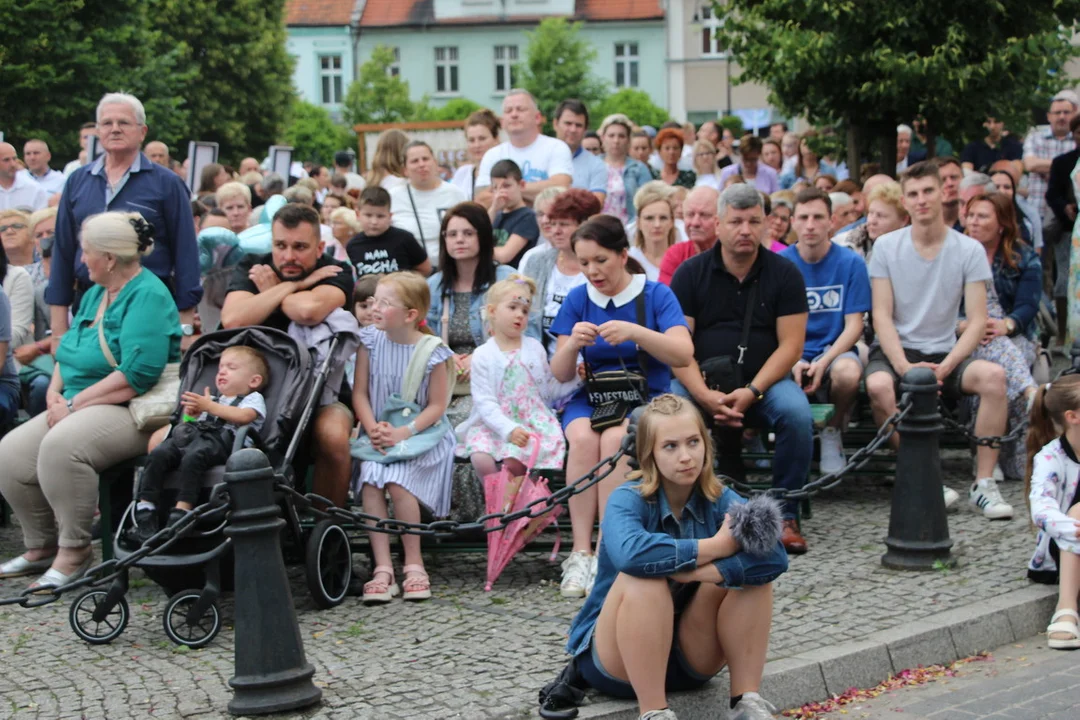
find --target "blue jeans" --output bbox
[0,382,20,427]
[672,377,813,519]
[26,374,49,417]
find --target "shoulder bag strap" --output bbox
[634,289,649,402]
[95,293,118,369]
[734,279,759,387]
[406,184,425,245]
[401,335,442,403]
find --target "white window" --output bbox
[388,47,401,77]
[614,42,638,88]
[435,46,459,94]
[701,6,724,56]
[319,55,343,105]
[494,45,518,93]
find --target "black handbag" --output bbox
[699,279,758,393]
[583,292,649,432]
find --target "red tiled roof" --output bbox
[358,0,663,28]
[286,0,355,26]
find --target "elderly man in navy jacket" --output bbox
[47,92,201,348]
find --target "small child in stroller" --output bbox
[125,346,269,546]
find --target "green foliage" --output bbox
[516,18,609,128]
[592,89,668,129]
[152,0,294,162]
[413,97,486,122]
[713,0,1080,167]
[717,115,745,138]
[344,46,416,126]
[283,100,354,165]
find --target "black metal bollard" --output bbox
[881,368,956,571]
[225,448,322,716]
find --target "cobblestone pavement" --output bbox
[0,450,1043,720]
[783,633,1080,719]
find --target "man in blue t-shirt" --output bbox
[780,188,871,474]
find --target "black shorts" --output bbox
[863,346,974,403]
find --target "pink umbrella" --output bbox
[481,441,536,591]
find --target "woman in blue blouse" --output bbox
[0,212,180,589]
[565,395,787,720]
[550,215,693,598]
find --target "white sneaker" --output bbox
[973,457,1005,481]
[970,477,1014,520]
[584,554,599,596]
[640,710,678,720]
[943,486,960,510]
[730,692,778,719]
[560,551,591,598]
[819,427,846,474]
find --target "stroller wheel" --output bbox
[70,590,129,645]
[305,519,353,609]
[163,590,221,648]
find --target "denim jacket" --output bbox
[619,158,655,222]
[992,242,1042,340]
[427,265,541,349]
[565,482,789,657]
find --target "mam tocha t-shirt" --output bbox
[346,227,428,277]
[475,136,574,189]
[868,227,991,354]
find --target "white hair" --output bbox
[97,93,146,126]
[717,183,762,216]
[829,192,853,209]
[82,211,154,262]
[896,124,913,137]
[504,88,538,110]
[959,172,996,194]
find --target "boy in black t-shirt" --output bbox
[346,187,432,277]
[489,159,540,268]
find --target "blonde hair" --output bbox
[865,180,907,219]
[486,273,536,308]
[627,394,723,502]
[599,113,633,138]
[222,345,269,390]
[283,185,314,205]
[0,209,30,226]
[28,207,57,231]
[631,185,677,251]
[81,211,154,262]
[330,207,360,233]
[1025,375,1080,509]
[240,171,263,185]
[692,139,718,175]
[533,186,566,212]
[378,272,433,334]
[366,129,408,187]
[216,181,252,207]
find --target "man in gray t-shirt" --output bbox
[863,161,1012,521]
[0,287,23,426]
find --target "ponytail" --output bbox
[625,257,646,275]
[1024,375,1080,512]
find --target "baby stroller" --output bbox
[67,327,355,647]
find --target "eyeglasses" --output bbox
[0,223,26,233]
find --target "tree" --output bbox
[516,18,608,128]
[714,0,1080,175]
[592,89,668,129]
[412,97,486,122]
[152,0,294,162]
[283,100,355,165]
[344,46,416,126]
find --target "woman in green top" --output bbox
[0,211,180,590]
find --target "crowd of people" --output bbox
[2,87,1080,720]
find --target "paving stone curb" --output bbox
[569,584,1058,719]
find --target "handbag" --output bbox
[94,293,181,431]
[350,334,456,464]
[699,279,759,393]
[583,291,649,432]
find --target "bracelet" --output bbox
[407,421,418,436]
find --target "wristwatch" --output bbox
[66,399,75,413]
[745,383,765,402]
[180,323,195,337]
[1004,318,1017,337]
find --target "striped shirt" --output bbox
[1023,126,1076,222]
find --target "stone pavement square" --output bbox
[0,449,1045,719]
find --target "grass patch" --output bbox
[490,597,509,606]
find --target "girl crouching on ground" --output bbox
[564,394,788,720]
[1025,375,1080,649]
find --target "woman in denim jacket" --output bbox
[598,114,657,225]
[565,395,788,720]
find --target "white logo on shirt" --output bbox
[806,285,843,312]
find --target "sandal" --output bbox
[1047,608,1080,650]
[0,552,58,579]
[362,565,400,605]
[401,564,432,601]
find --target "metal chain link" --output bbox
[0,484,229,610]
[937,404,1029,449]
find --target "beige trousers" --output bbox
[0,405,150,549]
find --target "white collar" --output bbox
[587,274,646,308]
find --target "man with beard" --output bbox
[221,203,355,507]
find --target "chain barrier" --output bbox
[937,404,1029,449]
[0,484,230,610]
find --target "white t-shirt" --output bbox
[389,181,467,261]
[201,392,267,445]
[380,175,407,192]
[450,164,477,200]
[343,171,366,192]
[629,246,661,282]
[868,227,992,354]
[475,136,574,189]
[542,267,588,356]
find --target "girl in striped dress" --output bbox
[354,272,454,604]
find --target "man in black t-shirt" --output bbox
[960,116,1023,174]
[346,186,432,277]
[670,184,813,553]
[221,204,355,507]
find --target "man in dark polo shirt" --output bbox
[221,203,355,507]
[960,116,1023,174]
[670,184,813,553]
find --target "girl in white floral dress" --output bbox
[456,275,577,478]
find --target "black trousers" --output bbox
[139,425,231,506]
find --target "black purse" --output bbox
[699,280,758,393]
[583,292,649,432]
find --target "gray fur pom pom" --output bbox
[728,494,783,557]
